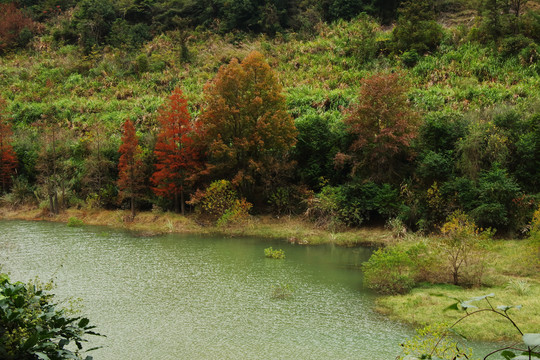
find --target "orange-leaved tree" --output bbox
[339,72,419,183]
[118,118,145,219]
[151,87,203,215]
[200,50,297,199]
[0,97,17,194]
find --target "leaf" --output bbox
[34,352,51,360]
[460,301,478,310]
[78,317,90,328]
[501,350,517,360]
[497,305,522,312]
[444,302,460,312]
[470,293,495,302]
[21,333,39,351]
[523,333,540,347]
[58,338,69,348]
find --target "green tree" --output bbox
[392,0,443,54]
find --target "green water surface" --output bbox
[0,220,495,359]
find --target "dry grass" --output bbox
[0,206,394,246]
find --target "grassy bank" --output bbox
[375,234,540,343]
[0,205,392,247]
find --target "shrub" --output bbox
[0,274,101,360]
[189,180,252,225]
[362,246,416,294]
[439,211,491,286]
[391,0,443,54]
[67,216,84,227]
[264,247,285,259]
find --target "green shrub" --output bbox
[264,247,285,259]
[401,50,420,67]
[189,180,252,225]
[362,246,416,295]
[67,217,84,227]
[439,211,491,286]
[0,274,101,360]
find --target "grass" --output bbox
[374,236,540,342]
[0,206,395,246]
[376,281,540,342]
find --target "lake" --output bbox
[0,220,496,359]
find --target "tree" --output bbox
[200,50,297,199]
[0,100,18,194]
[35,117,69,215]
[81,121,116,207]
[0,2,35,53]
[391,0,443,54]
[151,88,202,215]
[118,118,145,219]
[340,72,418,183]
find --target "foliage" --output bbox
[151,87,202,214]
[340,72,419,183]
[399,322,473,360]
[0,273,101,360]
[268,185,311,216]
[67,216,84,227]
[0,101,18,195]
[0,2,36,52]
[264,247,285,259]
[117,118,145,219]
[362,246,416,295]
[391,0,443,54]
[305,182,402,230]
[398,294,540,359]
[439,211,491,286]
[189,180,251,225]
[199,51,297,200]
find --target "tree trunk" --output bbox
[174,188,179,214]
[180,189,185,216]
[131,196,135,220]
[49,194,55,215]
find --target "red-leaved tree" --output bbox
[118,118,145,219]
[0,2,35,52]
[151,87,202,215]
[0,99,17,194]
[338,72,419,183]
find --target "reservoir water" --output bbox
[0,220,497,359]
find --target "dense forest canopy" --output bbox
[0,0,540,235]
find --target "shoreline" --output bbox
[0,205,393,247]
[2,205,538,344]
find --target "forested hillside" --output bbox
[1,0,540,236]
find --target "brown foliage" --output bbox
[200,51,297,198]
[0,3,35,52]
[341,72,419,183]
[118,118,146,218]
